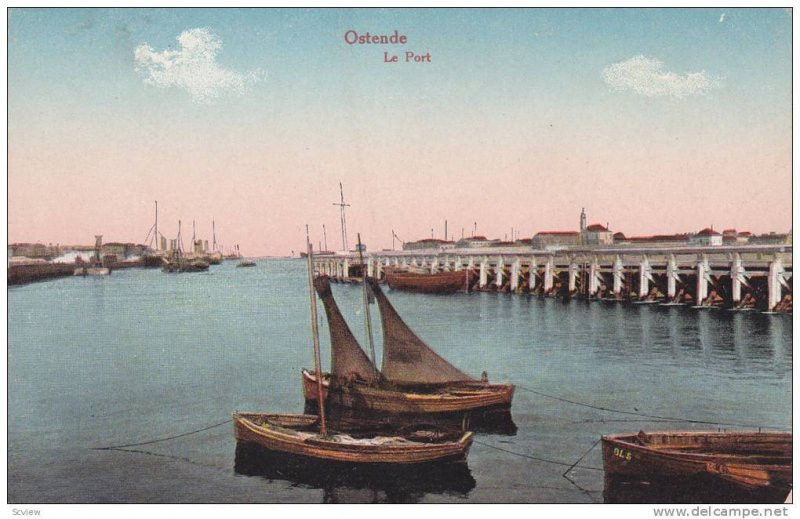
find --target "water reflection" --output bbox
[234,442,476,503]
[604,475,789,504]
[303,404,518,436]
[583,301,791,378]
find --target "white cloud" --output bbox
[602,55,722,99]
[134,28,265,103]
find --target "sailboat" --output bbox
[233,237,473,465]
[302,275,515,415]
[206,220,223,265]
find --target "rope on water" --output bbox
[515,385,784,430]
[92,418,232,450]
[473,439,603,471]
[562,438,601,478]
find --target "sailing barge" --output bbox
[302,276,514,415]
[602,431,792,499]
[385,268,474,294]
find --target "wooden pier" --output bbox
[314,244,792,311]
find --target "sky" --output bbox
[7,8,793,256]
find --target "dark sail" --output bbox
[367,278,475,385]
[313,276,381,384]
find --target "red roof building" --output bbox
[690,228,723,246]
[586,223,609,232]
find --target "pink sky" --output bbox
[8,121,791,256]
[8,9,792,256]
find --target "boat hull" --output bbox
[161,259,210,273]
[602,431,792,497]
[233,412,472,465]
[385,270,473,294]
[302,370,514,415]
[74,267,111,276]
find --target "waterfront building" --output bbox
[454,236,501,249]
[532,231,580,249]
[722,229,751,245]
[689,228,723,246]
[403,238,456,251]
[9,242,60,259]
[100,242,149,258]
[749,232,791,245]
[582,223,614,246]
[614,233,689,247]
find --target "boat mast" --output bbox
[305,226,327,437]
[144,200,160,251]
[154,201,158,251]
[357,233,377,366]
[323,224,328,252]
[332,183,350,251]
[212,220,217,251]
[94,235,102,265]
[177,220,183,257]
[192,221,196,253]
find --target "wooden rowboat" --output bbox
[602,431,791,497]
[385,269,474,294]
[302,369,515,415]
[233,413,473,465]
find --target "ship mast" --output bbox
[332,183,350,251]
[144,200,161,251]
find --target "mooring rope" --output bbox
[92,418,232,450]
[472,438,603,471]
[515,385,784,430]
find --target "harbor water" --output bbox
[7,259,792,503]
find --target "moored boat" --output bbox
[602,431,791,499]
[236,260,257,268]
[161,221,210,273]
[302,370,514,415]
[302,275,514,415]
[162,256,209,273]
[385,268,474,294]
[233,412,472,465]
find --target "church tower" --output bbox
[580,207,587,232]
